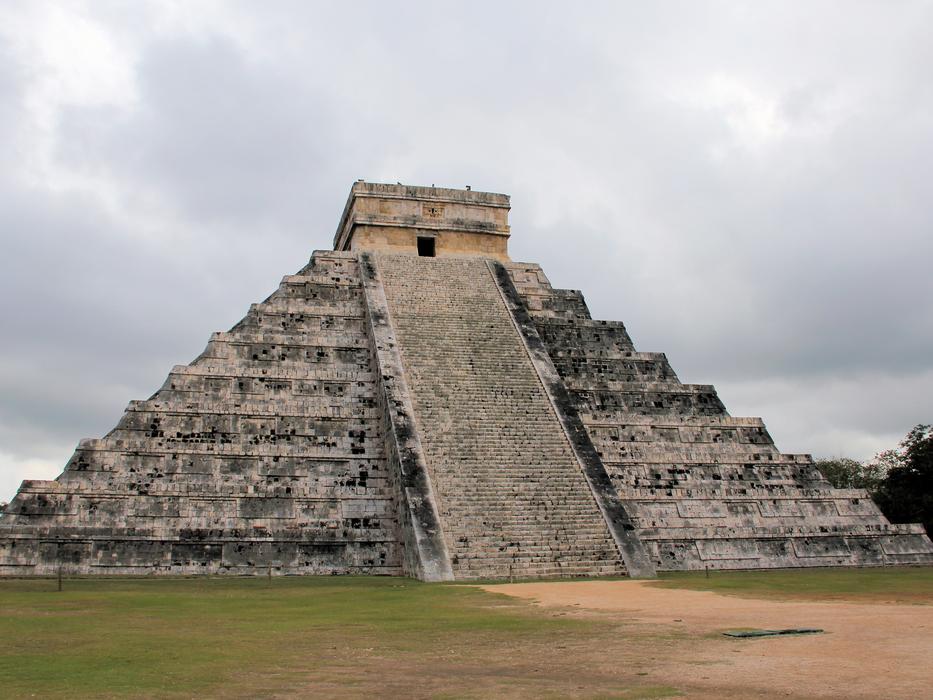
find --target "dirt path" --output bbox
[481,580,933,699]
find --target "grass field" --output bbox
[0,567,929,698]
[0,575,676,699]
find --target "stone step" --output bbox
[377,253,625,577]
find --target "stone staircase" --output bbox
[375,254,625,580]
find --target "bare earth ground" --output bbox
[480,580,933,700]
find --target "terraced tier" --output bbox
[506,261,933,570]
[0,252,401,576]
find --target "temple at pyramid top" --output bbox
[333,181,511,260]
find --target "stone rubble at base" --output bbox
[1,182,931,579]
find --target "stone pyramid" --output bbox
[2,182,931,580]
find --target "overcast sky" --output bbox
[1,1,931,501]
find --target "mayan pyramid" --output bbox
[2,182,931,580]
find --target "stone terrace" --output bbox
[506,261,933,570]
[0,252,401,576]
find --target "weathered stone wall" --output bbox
[506,261,933,570]
[346,226,510,261]
[0,252,402,576]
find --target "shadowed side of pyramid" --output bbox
[504,261,933,570]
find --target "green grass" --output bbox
[7,568,926,698]
[0,576,676,699]
[654,566,933,603]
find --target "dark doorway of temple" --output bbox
[417,236,435,257]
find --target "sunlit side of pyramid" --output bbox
[2,182,931,580]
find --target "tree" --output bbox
[862,450,900,491]
[873,424,933,537]
[869,449,905,473]
[814,457,885,491]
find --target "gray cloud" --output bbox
[1,1,932,499]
